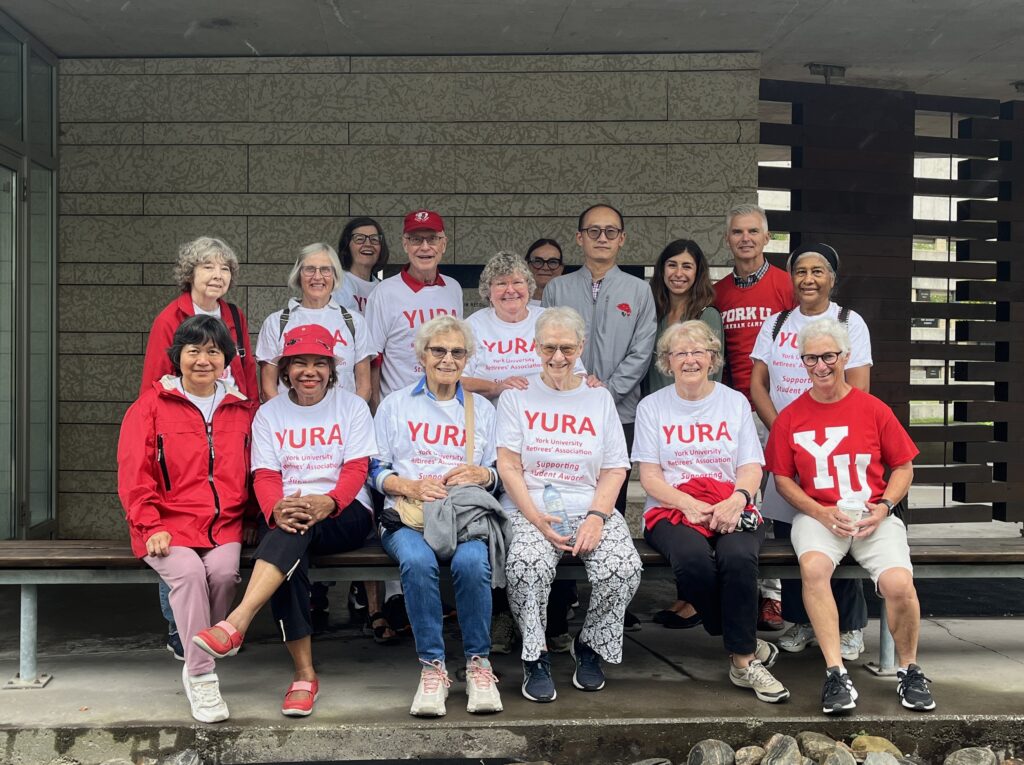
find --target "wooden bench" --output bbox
[2,537,1023,688]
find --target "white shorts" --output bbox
[791,513,913,587]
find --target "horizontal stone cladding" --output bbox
[57,52,760,540]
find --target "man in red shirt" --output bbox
[713,203,796,631]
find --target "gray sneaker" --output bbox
[546,632,573,654]
[729,659,790,703]
[754,638,780,668]
[489,610,517,655]
[841,629,865,661]
[779,623,817,652]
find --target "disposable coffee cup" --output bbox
[837,498,866,523]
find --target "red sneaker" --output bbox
[282,678,319,717]
[192,620,244,658]
[757,598,784,631]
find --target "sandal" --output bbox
[192,620,244,658]
[281,678,319,717]
[368,611,400,645]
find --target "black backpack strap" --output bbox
[838,305,851,325]
[277,306,291,339]
[338,305,356,339]
[771,309,792,340]
[226,302,245,357]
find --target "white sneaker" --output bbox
[729,659,791,703]
[465,656,503,713]
[182,664,229,723]
[841,629,865,661]
[410,659,450,717]
[778,623,817,653]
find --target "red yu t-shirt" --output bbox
[764,387,918,506]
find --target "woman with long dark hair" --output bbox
[646,239,722,393]
[333,217,391,314]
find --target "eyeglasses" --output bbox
[404,234,445,247]
[668,349,709,361]
[426,346,468,360]
[528,256,563,270]
[300,265,334,277]
[579,226,623,241]
[539,343,579,357]
[351,234,382,246]
[800,351,841,367]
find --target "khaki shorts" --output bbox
[791,513,913,587]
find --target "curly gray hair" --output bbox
[173,237,240,292]
[478,250,536,306]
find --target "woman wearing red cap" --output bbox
[193,323,378,718]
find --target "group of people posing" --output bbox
[117,202,936,725]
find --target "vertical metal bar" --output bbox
[19,583,37,683]
[878,603,896,672]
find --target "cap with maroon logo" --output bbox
[276,323,341,366]
[403,209,445,234]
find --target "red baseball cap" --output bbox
[277,324,340,365]
[403,209,445,234]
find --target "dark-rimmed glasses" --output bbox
[579,226,623,241]
[351,234,382,246]
[404,234,445,247]
[426,346,468,360]
[528,256,563,271]
[800,351,841,367]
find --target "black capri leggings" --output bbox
[255,500,373,642]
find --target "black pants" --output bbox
[615,421,634,515]
[255,501,373,642]
[646,519,765,655]
[773,519,868,630]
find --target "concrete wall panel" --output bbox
[61,146,248,193]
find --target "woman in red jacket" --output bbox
[140,236,257,402]
[118,315,253,724]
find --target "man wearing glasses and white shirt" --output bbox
[542,204,657,519]
[365,210,463,407]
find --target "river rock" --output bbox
[737,747,767,765]
[798,731,842,761]
[764,735,803,765]
[689,740,736,765]
[825,749,859,765]
[897,756,928,765]
[852,737,903,759]
[159,753,200,765]
[864,754,901,765]
[1001,760,1024,765]
[632,760,673,765]
[944,749,998,765]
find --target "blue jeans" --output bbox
[381,526,491,663]
[158,580,176,633]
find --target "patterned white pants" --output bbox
[505,511,642,663]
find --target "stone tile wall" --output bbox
[57,53,759,539]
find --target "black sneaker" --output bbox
[570,634,606,691]
[623,609,642,632]
[166,630,185,661]
[897,664,936,711]
[522,652,556,703]
[821,667,858,714]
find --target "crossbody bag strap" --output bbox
[463,387,475,465]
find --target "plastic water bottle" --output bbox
[543,483,571,537]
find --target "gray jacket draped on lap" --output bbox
[423,484,513,589]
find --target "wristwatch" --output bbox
[734,488,753,506]
[586,510,611,523]
[878,498,895,515]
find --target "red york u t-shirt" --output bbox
[764,387,918,507]
[713,265,795,403]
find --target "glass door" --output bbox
[0,153,15,539]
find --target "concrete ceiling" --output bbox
[3,0,1023,101]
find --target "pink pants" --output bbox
[145,543,241,675]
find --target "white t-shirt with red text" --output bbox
[373,381,497,511]
[255,298,372,396]
[251,387,378,509]
[465,306,586,381]
[364,270,463,398]
[751,302,872,413]
[631,382,764,515]
[764,387,918,507]
[332,272,378,315]
[496,378,629,520]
